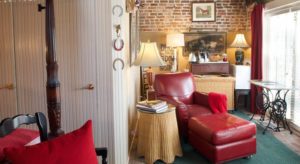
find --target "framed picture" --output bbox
[129,11,140,66]
[192,2,216,22]
[183,32,227,57]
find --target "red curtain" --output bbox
[250,4,264,113]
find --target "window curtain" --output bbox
[250,4,264,113]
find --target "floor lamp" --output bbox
[166,33,185,72]
[134,42,166,100]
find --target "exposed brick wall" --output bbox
[140,0,248,32]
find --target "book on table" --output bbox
[136,100,168,113]
[137,100,167,109]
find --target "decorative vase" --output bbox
[235,49,244,65]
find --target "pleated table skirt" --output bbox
[137,108,182,164]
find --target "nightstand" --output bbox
[230,65,251,111]
[137,105,182,163]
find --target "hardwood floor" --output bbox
[272,126,300,155]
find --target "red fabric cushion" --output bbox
[4,120,97,164]
[0,129,39,161]
[208,92,227,113]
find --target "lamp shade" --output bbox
[134,42,166,67]
[166,33,185,47]
[230,34,249,48]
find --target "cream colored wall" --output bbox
[124,10,141,161]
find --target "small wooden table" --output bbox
[137,106,182,163]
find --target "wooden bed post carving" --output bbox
[39,0,64,137]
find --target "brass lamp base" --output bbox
[146,67,156,100]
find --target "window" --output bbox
[263,7,300,126]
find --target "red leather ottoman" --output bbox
[188,113,256,164]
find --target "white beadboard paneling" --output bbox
[0,2,17,119]
[94,0,115,163]
[12,0,47,116]
[111,0,128,163]
[55,0,114,163]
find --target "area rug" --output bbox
[156,111,300,164]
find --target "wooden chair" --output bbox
[0,112,48,142]
[0,112,107,164]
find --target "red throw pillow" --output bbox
[4,120,98,164]
[0,129,39,161]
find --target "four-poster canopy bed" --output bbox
[39,0,64,137]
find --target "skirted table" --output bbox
[137,106,182,163]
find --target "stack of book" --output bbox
[136,100,168,113]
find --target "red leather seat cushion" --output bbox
[177,104,212,135]
[0,128,39,161]
[4,120,98,164]
[187,105,212,116]
[189,113,256,145]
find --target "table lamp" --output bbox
[134,42,166,100]
[230,33,249,65]
[166,33,185,72]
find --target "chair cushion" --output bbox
[177,104,212,136]
[189,113,256,145]
[4,120,97,164]
[0,129,39,161]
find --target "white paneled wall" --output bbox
[111,0,128,163]
[12,0,47,116]
[0,2,17,118]
[0,0,46,118]
[54,0,115,162]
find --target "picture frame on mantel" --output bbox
[192,2,216,22]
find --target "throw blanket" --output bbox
[208,92,227,113]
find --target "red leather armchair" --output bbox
[154,72,257,163]
[154,72,212,138]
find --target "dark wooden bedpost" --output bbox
[39,0,64,137]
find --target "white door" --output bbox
[0,3,17,119]
[12,1,47,115]
[54,0,113,159]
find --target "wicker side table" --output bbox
[137,106,182,163]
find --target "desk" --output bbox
[250,80,299,134]
[137,106,182,163]
[194,75,235,110]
